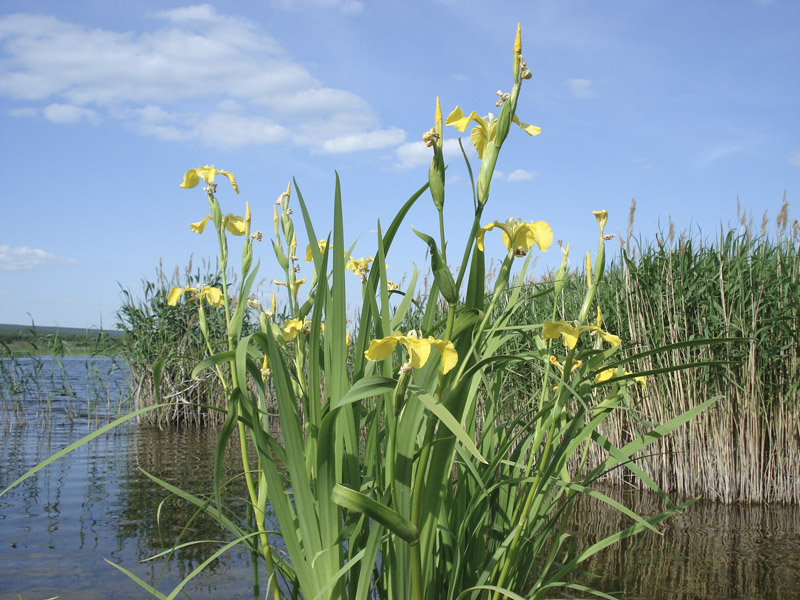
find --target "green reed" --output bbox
[0,323,129,426]
[2,25,729,599]
[492,199,799,504]
[116,260,256,426]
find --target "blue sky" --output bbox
[1,0,798,329]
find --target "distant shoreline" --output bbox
[0,323,122,356]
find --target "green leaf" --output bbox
[332,484,419,543]
[408,384,487,465]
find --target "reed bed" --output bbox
[499,199,800,503]
[117,260,250,426]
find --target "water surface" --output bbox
[1,356,798,599]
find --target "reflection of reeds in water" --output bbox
[118,424,268,586]
[570,486,800,599]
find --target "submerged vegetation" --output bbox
[3,23,797,600]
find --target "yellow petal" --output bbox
[198,166,239,193]
[542,320,581,350]
[282,319,305,341]
[429,339,458,374]
[223,214,246,236]
[476,222,495,251]
[167,286,187,306]
[593,210,608,232]
[181,166,239,193]
[528,220,553,251]
[588,325,621,348]
[364,333,401,362]
[444,106,469,131]
[180,169,201,189]
[400,334,431,369]
[470,124,489,159]
[200,286,224,308]
[190,215,213,234]
[512,114,541,137]
[594,368,615,384]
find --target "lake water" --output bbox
[1,356,799,599]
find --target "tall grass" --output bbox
[117,260,249,426]
[500,199,800,503]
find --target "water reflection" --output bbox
[571,486,800,599]
[2,357,799,599]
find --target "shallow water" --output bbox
[1,357,799,599]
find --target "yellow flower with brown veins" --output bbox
[167,285,224,308]
[364,330,458,374]
[445,107,540,159]
[477,218,553,257]
[180,166,239,193]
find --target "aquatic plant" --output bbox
[2,24,734,599]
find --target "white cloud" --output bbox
[270,0,364,15]
[505,169,538,182]
[567,78,596,99]
[790,152,800,167]
[42,103,100,124]
[8,107,38,118]
[0,8,394,152]
[320,127,406,154]
[0,246,78,271]
[395,138,473,169]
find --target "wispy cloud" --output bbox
[505,169,538,182]
[0,6,396,151]
[790,151,800,167]
[270,0,365,15]
[696,142,746,167]
[395,138,471,169]
[567,78,596,99]
[0,246,78,271]
[493,169,539,182]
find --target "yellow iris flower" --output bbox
[282,318,310,341]
[180,166,239,194]
[167,285,224,308]
[273,278,306,295]
[595,367,646,388]
[542,320,621,350]
[305,240,330,262]
[364,330,458,374]
[445,107,540,159]
[190,214,247,236]
[346,257,374,278]
[477,218,553,257]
